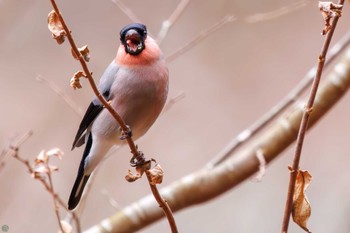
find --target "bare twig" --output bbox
[157,0,191,44]
[245,0,309,23]
[36,75,83,117]
[111,0,142,23]
[46,166,65,233]
[165,15,236,63]
[101,189,122,210]
[7,132,81,233]
[162,91,186,113]
[206,29,350,169]
[145,161,178,233]
[281,1,344,232]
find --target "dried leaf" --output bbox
[146,164,164,185]
[32,164,59,178]
[292,170,312,233]
[35,150,48,165]
[58,220,72,233]
[319,2,343,35]
[125,169,142,182]
[46,148,64,159]
[70,71,85,90]
[71,45,90,62]
[32,164,49,178]
[47,10,66,44]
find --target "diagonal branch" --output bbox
[165,15,236,63]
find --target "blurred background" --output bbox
[1,0,350,232]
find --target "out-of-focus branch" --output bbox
[157,0,191,44]
[165,15,236,63]
[84,44,350,233]
[206,29,350,168]
[245,0,309,23]
[36,75,83,117]
[111,0,142,24]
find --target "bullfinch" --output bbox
[68,23,169,210]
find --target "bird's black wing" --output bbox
[71,101,104,150]
[71,61,119,150]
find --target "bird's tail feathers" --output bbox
[68,172,90,210]
[68,134,93,210]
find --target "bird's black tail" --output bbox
[68,173,90,210]
[68,134,93,210]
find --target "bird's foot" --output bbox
[130,151,147,167]
[119,125,132,140]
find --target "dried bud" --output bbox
[146,163,164,185]
[125,169,142,182]
[319,2,343,35]
[70,71,85,90]
[292,170,312,233]
[32,164,59,178]
[71,45,90,62]
[47,10,66,44]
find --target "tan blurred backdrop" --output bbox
[1,0,350,232]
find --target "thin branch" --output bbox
[165,15,236,63]
[47,168,65,233]
[281,1,345,232]
[206,29,350,168]
[36,75,83,117]
[111,0,142,23]
[162,91,186,113]
[13,150,82,233]
[145,164,178,233]
[7,132,81,233]
[84,45,350,232]
[245,0,309,23]
[157,0,191,44]
[101,189,122,210]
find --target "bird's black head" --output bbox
[120,23,147,55]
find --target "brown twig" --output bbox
[145,161,178,233]
[7,132,81,233]
[48,0,178,231]
[281,1,344,232]
[46,166,65,233]
[14,152,81,233]
[165,15,236,63]
[206,29,350,169]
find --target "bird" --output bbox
[68,23,169,210]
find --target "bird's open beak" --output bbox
[125,29,144,55]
